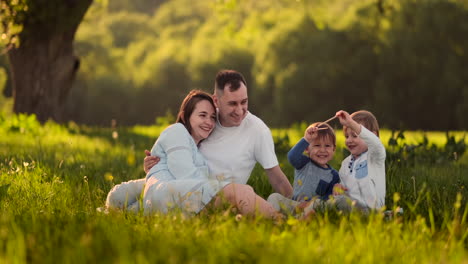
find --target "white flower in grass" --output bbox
[235,214,243,221]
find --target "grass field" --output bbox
[0,114,467,263]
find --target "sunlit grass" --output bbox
[0,116,467,263]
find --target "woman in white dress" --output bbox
[106,90,280,218]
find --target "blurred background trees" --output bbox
[1,0,467,129]
[1,0,93,122]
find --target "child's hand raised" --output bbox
[304,125,319,143]
[336,110,353,126]
[336,110,362,134]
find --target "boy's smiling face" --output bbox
[306,136,336,168]
[344,129,368,158]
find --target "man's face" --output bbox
[214,82,248,127]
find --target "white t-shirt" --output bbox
[199,112,279,184]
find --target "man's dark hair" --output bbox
[214,70,247,95]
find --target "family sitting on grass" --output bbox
[105,69,386,219]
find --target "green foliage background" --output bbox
[1,0,467,129]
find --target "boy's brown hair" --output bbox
[350,110,380,137]
[310,122,336,146]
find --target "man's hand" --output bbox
[144,150,160,174]
[333,183,348,196]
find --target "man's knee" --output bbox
[221,183,254,202]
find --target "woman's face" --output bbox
[189,100,216,144]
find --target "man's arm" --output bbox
[265,165,293,198]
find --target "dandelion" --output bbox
[454,193,462,209]
[23,162,29,167]
[127,154,135,166]
[104,173,113,182]
[235,214,243,221]
[297,179,303,186]
[393,192,400,203]
[287,218,298,226]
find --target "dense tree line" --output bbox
[1,0,467,129]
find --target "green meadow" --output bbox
[0,114,467,263]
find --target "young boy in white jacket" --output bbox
[332,110,386,212]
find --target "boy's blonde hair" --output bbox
[310,122,336,146]
[348,110,380,137]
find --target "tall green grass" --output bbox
[0,114,467,263]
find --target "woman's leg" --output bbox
[106,178,145,211]
[215,183,282,219]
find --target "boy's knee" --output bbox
[267,193,284,211]
[267,193,298,214]
[267,193,284,203]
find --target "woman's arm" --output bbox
[160,124,208,179]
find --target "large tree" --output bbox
[1,0,93,122]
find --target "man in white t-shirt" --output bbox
[144,70,293,197]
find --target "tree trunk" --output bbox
[6,0,93,123]
[8,31,79,122]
